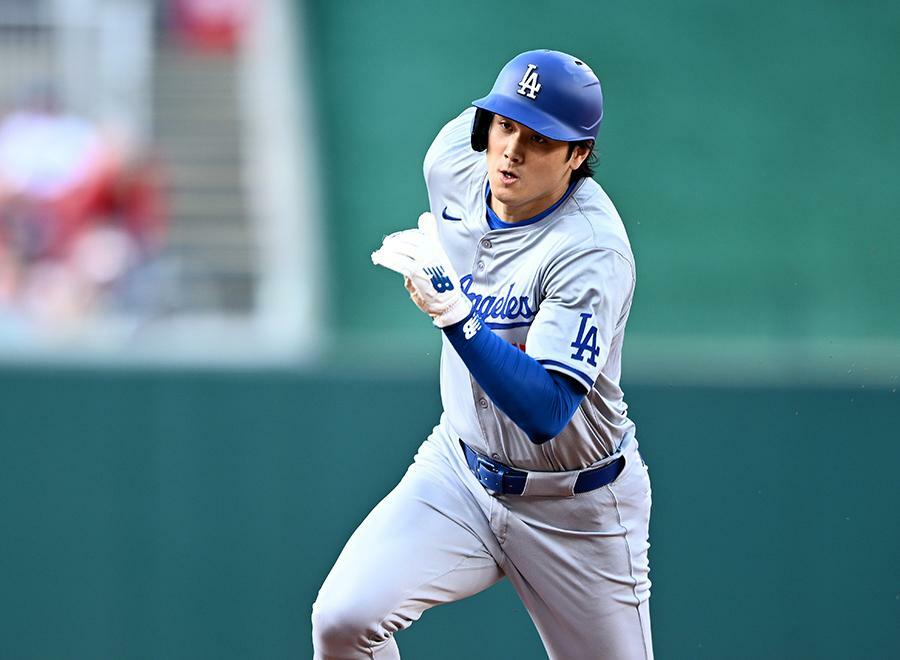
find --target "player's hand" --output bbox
[371,212,472,328]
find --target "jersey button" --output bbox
[480,239,492,249]
[477,261,485,271]
[478,398,488,408]
[491,453,501,460]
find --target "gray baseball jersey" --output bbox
[426,107,636,470]
[312,108,652,660]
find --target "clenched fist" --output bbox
[371,212,472,328]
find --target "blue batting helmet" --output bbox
[471,49,603,151]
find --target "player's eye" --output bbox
[531,135,546,144]
[499,120,512,130]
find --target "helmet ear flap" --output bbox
[470,108,493,152]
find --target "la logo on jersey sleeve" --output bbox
[570,313,601,367]
[516,64,542,99]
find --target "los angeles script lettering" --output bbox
[459,274,535,322]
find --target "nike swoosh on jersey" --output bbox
[441,206,463,222]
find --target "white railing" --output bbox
[239,0,324,360]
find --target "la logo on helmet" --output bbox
[516,64,541,99]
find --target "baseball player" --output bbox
[312,49,652,659]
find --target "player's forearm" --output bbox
[443,312,584,444]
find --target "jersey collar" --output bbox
[484,178,579,230]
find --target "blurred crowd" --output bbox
[0,84,167,339]
[0,0,252,341]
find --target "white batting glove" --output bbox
[371,212,472,328]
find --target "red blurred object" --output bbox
[173,0,255,53]
[93,153,168,254]
[0,106,168,262]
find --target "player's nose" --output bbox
[504,134,524,163]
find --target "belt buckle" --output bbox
[475,456,508,495]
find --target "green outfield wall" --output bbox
[0,367,897,659]
[303,0,900,353]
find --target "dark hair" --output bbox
[567,140,596,180]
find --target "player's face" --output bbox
[485,114,589,223]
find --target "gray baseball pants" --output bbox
[312,420,653,659]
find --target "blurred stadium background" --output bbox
[0,0,897,658]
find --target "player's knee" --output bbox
[311,596,381,655]
[311,599,354,652]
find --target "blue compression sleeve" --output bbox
[442,312,586,444]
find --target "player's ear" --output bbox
[567,143,591,171]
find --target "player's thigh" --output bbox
[314,457,503,630]
[501,449,653,658]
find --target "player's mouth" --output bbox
[499,169,519,185]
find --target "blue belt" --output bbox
[460,440,625,496]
